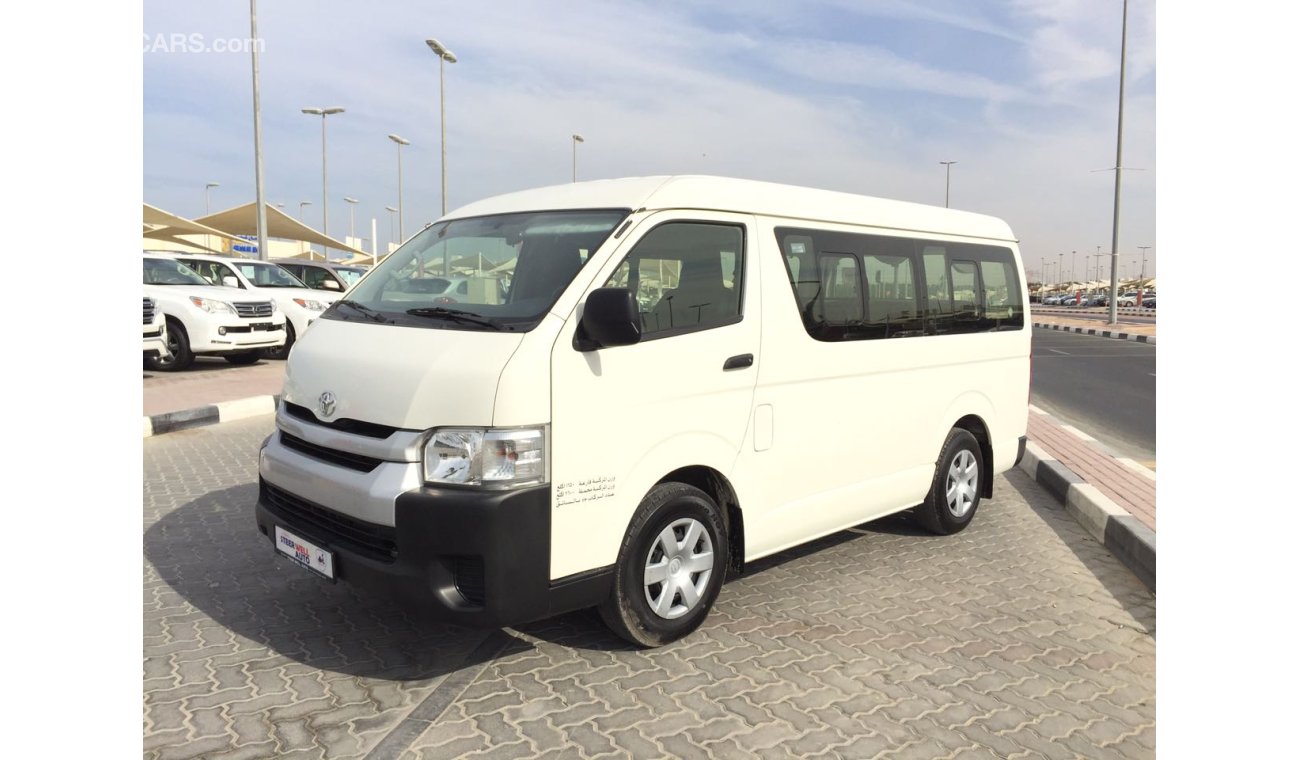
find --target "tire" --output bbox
[224,352,260,365]
[598,483,728,647]
[261,321,295,361]
[913,428,984,535]
[145,318,193,372]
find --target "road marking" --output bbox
[1148,373,1156,377]
[1048,348,1070,355]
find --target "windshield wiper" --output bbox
[335,299,391,324]
[405,306,503,330]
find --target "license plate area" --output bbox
[274,526,336,580]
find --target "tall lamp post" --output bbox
[939,161,957,207]
[344,197,359,245]
[572,134,585,183]
[1106,0,1130,325]
[299,200,312,220]
[248,0,268,260]
[388,134,410,241]
[385,206,398,252]
[1058,253,1064,288]
[301,106,345,250]
[204,182,220,251]
[426,38,458,216]
[1138,245,1150,280]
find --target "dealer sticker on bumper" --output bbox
[274,526,335,580]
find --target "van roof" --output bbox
[443,175,1016,243]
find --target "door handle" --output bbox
[723,353,754,371]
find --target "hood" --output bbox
[282,317,524,430]
[271,286,341,305]
[143,283,271,304]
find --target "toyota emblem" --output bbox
[318,391,337,418]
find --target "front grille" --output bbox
[280,432,382,473]
[261,480,397,563]
[452,556,486,606]
[284,401,400,439]
[223,323,283,333]
[233,301,274,318]
[143,297,156,325]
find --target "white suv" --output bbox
[143,254,288,370]
[165,253,341,360]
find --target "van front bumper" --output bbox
[255,478,612,628]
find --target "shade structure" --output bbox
[143,203,244,251]
[195,202,367,256]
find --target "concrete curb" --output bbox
[144,394,280,437]
[1018,440,1155,590]
[1032,321,1155,344]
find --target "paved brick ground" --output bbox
[144,417,1155,759]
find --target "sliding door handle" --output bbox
[723,353,754,371]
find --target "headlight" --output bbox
[293,298,326,311]
[188,296,235,314]
[423,426,547,488]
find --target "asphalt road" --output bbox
[143,416,1156,759]
[1030,328,1156,466]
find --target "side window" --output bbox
[950,260,982,332]
[602,222,744,338]
[863,251,922,338]
[815,254,862,325]
[976,251,1024,330]
[921,247,952,330]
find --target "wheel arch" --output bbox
[656,465,744,576]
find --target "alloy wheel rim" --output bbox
[946,449,978,518]
[644,517,714,620]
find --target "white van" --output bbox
[164,253,341,360]
[256,176,1030,646]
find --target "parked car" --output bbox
[277,260,368,293]
[1117,292,1140,307]
[142,296,170,362]
[163,253,341,360]
[1141,295,1156,309]
[142,254,287,371]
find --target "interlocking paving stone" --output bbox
[145,416,1155,759]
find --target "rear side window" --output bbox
[603,222,745,339]
[776,227,1022,340]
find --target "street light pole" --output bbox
[204,182,220,251]
[426,38,458,216]
[248,0,268,260]
[301,106,345,249]
[939,161,956,207]
[388,134,410,241]
[572,134,585,183]
[1106,0,1130,325]
[344,197,359,244]
[299,201,312,220]
[1071,250,1077,283]
[385,206,398,252]
[1138,245,1150,280]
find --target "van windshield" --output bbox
[327,209,628,331]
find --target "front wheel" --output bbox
[598,483,728,647]
[913,428,984,535]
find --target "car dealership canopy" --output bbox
[143,202,374,263]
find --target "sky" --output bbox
[143,0,1156,283]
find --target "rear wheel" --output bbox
[598,483,728,647]
[145,319,193,371]
[261,321,295,361]
[913,428,984,535]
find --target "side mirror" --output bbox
[222,275,240,288]
[322,279,343,291]
[576,287,641,351]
